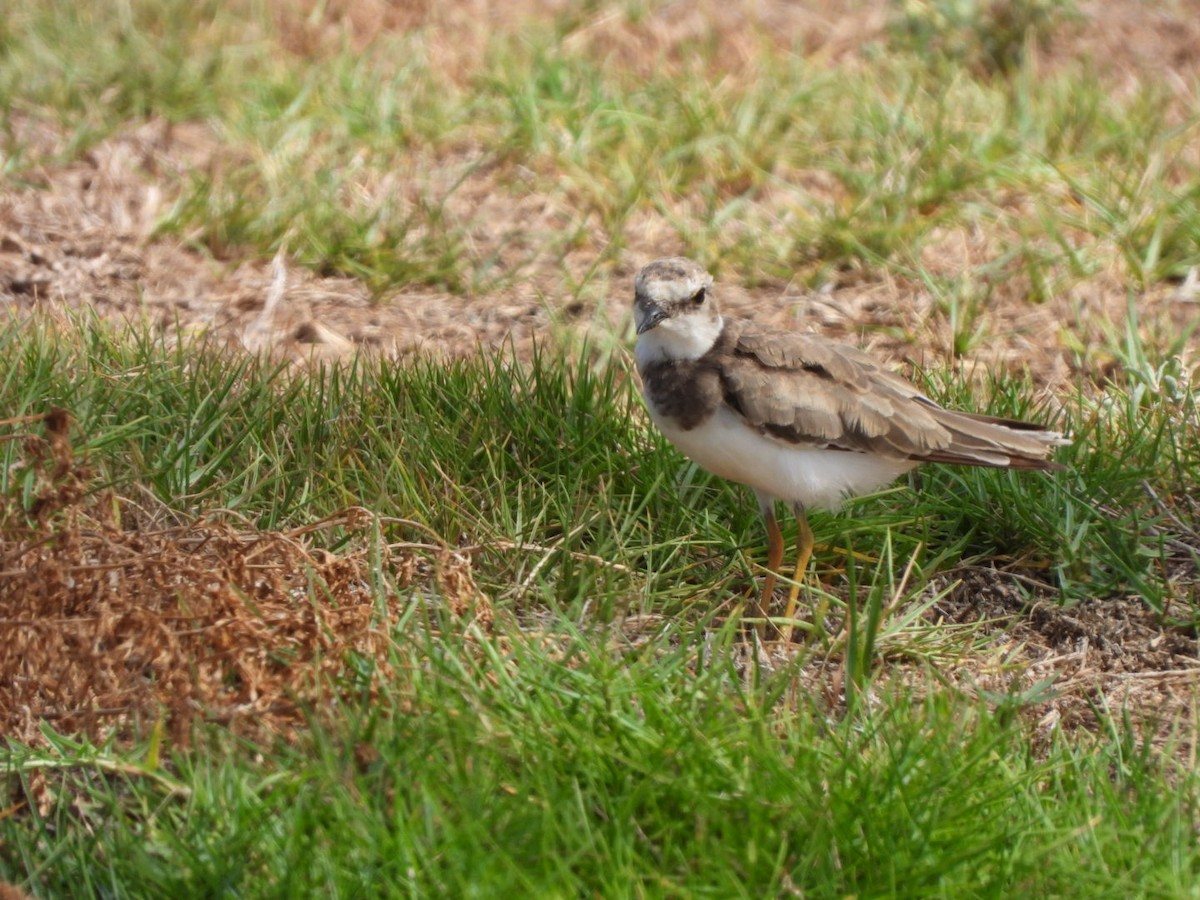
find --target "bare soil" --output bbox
[936,568,1199,756]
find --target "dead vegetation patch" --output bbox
[0,411,490,746]
[934,566,1199,754]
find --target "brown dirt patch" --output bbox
[934,566,1199,754]
[0,120,550,362]
[0,411,491,746]
[278,0,1200,91]
[758,562,1200,758]
[3,113,1195,393]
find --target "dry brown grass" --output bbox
[0,411,490,746]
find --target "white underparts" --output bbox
[645,402,918,511]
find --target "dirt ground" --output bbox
[1,1,1198,750]
[3,1,1199,376]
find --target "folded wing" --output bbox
[720,320,1067,470]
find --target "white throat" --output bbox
[635,313,724,367]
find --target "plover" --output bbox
[632,256,1067,637]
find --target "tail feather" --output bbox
[913,407,1069,470]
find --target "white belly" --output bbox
[646,402,917,511]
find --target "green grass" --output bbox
[4,591,1200,897]
[1,317,1193,620]
[5,624,1200,897]
[5,650,1199,897]
[2,319,1198,894]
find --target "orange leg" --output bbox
[755,494,784,638]
[780,505,814,644]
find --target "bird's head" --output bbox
[632,257,722,362]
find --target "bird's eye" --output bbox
[691,287,706,305]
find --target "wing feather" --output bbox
[720,319,1066,470]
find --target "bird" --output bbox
[631,256,1067,639]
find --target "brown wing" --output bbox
[719,319,1066,470]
